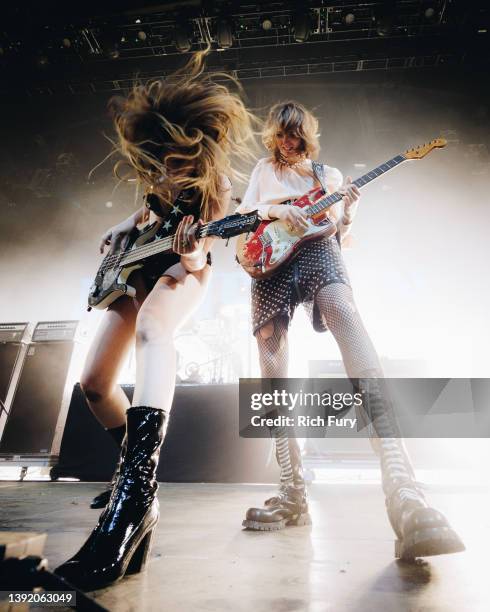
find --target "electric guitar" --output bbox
[88,211,260,310]
[236,139,447,279]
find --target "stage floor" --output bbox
[0,480,488,612]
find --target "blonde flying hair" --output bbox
[263,101,320,165]
[109,48,257,220]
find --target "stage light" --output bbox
[376,14,394,36]
[422,2,439,21]
[101,29,121,59]
[106,46,119,60]
[135,18,142,24]
[343,12,356,26]
[292,11,312,43]
[137,30,147,42]
[374,2,396,36]
[261,16,273,31]
[36,54,49,67]
[174,24,192,53]
[216,19,233,49]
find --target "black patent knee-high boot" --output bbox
[360,377,465,560]
[90,434,127,510]
[55,407,166,590]
[243,435,311,531]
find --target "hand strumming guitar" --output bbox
[267,204,309,233]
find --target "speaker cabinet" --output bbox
[0,343,24,405]
[0,342,75,454]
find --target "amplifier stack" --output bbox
[0,321,80,468]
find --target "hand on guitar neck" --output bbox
[338,175,361,225]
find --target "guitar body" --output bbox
[236,186,337,279]
[88,222,161,310]
[87,211,261,311]
[236,138,448,279]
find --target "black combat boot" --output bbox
[359,376,465,560]
[380,437,465,560]
[243,435,311,531]
[55,407,166,590]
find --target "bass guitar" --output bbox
[236,139,447,279]
[88,211,260,310]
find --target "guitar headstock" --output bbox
[404,138,447,160]
[200,211,261,239]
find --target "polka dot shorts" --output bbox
[251,236,350,334]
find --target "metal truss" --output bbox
[23,53,467,97]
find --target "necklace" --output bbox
[277,152,307,169]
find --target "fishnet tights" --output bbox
[314,283,381,377]
[255,316,293,483]
[255,283,421,503]
[315,283,420,501]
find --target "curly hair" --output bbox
[262,100,320,165]
[109,48,258,220]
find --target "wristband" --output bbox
[182,248,205,261]
[181,249,207,271]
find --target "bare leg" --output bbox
[80,272,148,429]
[56,265,213,587]
[132,264,211,409]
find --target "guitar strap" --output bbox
[311,160,341,248]
[311,160,327,193]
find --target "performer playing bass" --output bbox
[55,49,256,589]
[236,100,464,560]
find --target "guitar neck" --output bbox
[120,233,175,267]
[309,153,407,215]
[119,223,212,268]
[115,212,257,267]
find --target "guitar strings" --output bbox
[98,219,218,272]
[98,155,406,273]
[100,231,205,272]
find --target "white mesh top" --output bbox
[236,157,358,238]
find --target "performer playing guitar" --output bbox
[236,100,464,560]
[55,49,257,590]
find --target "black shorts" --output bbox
[140,252,212,292]
[251,236,350,334]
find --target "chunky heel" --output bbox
[55,407,166,590]
[126,529,154,575]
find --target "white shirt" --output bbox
[236,157,357,238]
